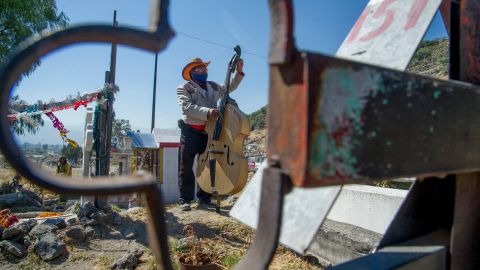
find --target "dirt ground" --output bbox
[1,200,323,270]
[1,129,322,269]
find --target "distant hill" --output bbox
[247,105,267,131]
[406,38,448,78]
[247,38,449,130]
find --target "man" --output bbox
[177,57,244,211]
[56,156,72,176]
[56,156,72,202]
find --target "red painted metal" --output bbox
[439,0,451,35]
[459,0,480,83]
[451,0,480,268]
[267,54,309,187]
[268,0,294,65]
[159,142,180,148]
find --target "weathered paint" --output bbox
[270,49,480,187]
[304,52,480,185]
[309,67,383,179]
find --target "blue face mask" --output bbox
[191,73,208,85]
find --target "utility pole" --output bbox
[151,53,158,131]
[95,10,118,207]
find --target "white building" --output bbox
[152,128,181,204]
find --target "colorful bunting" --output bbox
[7,83,119,148]
[45,112,79,148]
[8,83,119,120]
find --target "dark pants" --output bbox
[178,121,211,203]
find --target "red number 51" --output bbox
[347,0,429,43]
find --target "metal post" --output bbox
[104,10,117,175]
[451,1,480,269]
[95,10,118,207]
[151,53,158,131]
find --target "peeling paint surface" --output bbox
[309,67,383,179]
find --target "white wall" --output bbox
[326,185,408,234]
[161,147,180,204]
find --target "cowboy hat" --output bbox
[182,57,211,81]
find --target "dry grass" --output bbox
[125,204,322,269]
[17,252,49,270]
[160,206,322,270]
[93,254,115,270]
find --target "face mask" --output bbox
[191,73,208,85]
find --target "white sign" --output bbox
[337,0,443,70]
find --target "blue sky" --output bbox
[13,0,447,145]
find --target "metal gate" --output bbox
[0,0,479,269]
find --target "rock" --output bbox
[125,232,136,240]
[23,238,32,249]
[2,226,22,240]
[178,237,190,247]
[28,223,58,240]
[0,192,29,208]
[90,211,108,224]
[65,226,85,242]
[84,226,101,239]
[65,216,78,226]
[2,219,37,239]
[17,220,38,234]
[42,218,67,229]
[78,201,98,218]
[98,203,114,214]
[34,233,67,261]
[80,217,98,226]
[65,200,78,209]
[109,230,123,239]
[110,212,123,226]
[0,240,26,258]
[43,198,59,206]
[43,205,54,212]
[65,201,80,214]
[52,205,65,212]
[111,248,144,270]
[123,228,136,240]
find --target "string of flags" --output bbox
[8,84,119,148]
[8,84,119,120]
[45,112,79,148]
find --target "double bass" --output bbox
[196,46,250,196]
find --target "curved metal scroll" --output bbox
[0,0,296,269]
[234,165,286,270]
[0,0,174,269]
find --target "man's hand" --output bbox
[208,109,220,118]
[236,58,244,74]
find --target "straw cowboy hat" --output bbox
[182,57,211,81]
